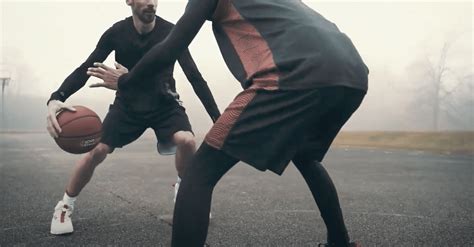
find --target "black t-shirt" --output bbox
[49,16,220,118]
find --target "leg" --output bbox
[172,143,238,247]
[66,101,146,197]
[292,155,350,247]
[151,104,194,178]
[291,88,365,245]
[51,103,145,235]
[65,143,112,196]
[51,143,112,235]
[172,131,196,178]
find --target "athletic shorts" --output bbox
[101,100,193,153]
[205,85,365,175]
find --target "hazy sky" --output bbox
[1,0,472,131]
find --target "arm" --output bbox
[48,30,113,104]
[46,29,113,138]
[117,0,218,90]
[178,49,220,122]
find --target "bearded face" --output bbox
[129,0,157,24]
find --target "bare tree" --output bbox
[410,39,473,131]
[441,74,473,129]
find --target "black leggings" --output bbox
[171,143,350,247]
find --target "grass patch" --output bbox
[333,131,474,155]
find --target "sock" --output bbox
[63,192,77,210]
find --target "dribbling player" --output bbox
[46,0,220,235]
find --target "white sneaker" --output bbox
[50,201,74,235]
[173,182,212,219]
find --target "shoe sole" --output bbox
[50,230,74,235]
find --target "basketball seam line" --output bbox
[60,115,101,129]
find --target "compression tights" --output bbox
[171,143,350,247]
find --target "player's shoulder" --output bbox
[97,16,133,42]
[109,16,133,31]
[155,15,175,28]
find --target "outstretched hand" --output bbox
[88,62,128,90]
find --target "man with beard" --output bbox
[46,0,220,235]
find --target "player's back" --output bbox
[210,0,368,91]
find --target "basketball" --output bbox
[54,106,102,154]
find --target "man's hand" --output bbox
[88,62,128,90]
[46,100,76,138]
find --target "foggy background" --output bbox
[1,0,472,135]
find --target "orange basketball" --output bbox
[54,106,102,154]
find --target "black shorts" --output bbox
[205,86,365,175]
[101,100,193,152]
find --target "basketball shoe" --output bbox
[50,201,74,235]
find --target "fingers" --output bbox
[114,62,123,69]
[46,113,60,138]
[115,62,129,73]
[87,62,111,78]
[50,114,61,135]
[64,105,76,112]
[87,67,106,79]
[87,67,106,73]
[93,62,112,71]
[46,101,78,138]
[46,124,57,138]
[56,101,75,111]
[89,83,106,88]
[46,117,55,138]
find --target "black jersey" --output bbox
[210,0,369,91]
[49,16,220,118]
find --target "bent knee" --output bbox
[89,143,111,161]
[173,131,196,148]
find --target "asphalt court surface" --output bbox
[1,132,473,246]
